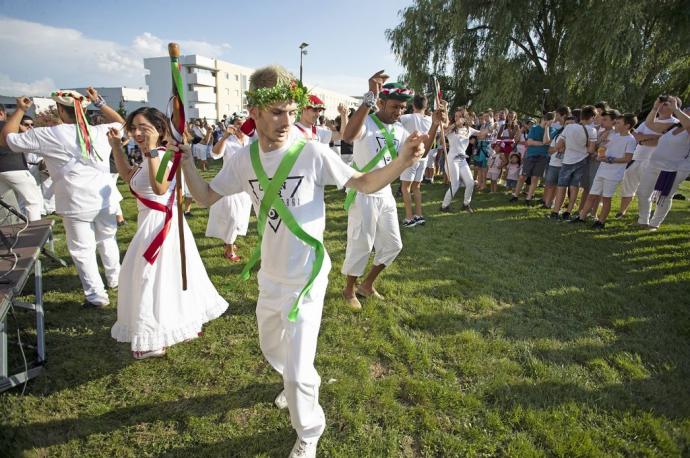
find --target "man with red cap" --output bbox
[295,95,332,144]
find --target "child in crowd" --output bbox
[571,113,637,228]
[505,153,521,193]
[487,142,506,192]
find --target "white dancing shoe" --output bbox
[274,390,288,409]
[289,437,318,458]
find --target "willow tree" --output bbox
[387,0,690,114]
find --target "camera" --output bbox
[658,95,669,102]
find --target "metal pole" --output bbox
[299,51,303,83]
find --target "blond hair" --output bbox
[249,65,295,92]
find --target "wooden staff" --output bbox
[168,42,187,290]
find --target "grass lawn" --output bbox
[1,159,689,457]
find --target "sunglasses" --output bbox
[21,122,34,128]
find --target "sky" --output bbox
[0,0,413,98]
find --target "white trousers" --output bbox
[637,164,690,227]
[256,269,328,441]
[341,193,402,277]
[0,170,43,221]
[62,207,121,305]
[620,159,647,198]
[442,159,474,207]
[111,174,123,217]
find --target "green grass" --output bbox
[1,160,689,457]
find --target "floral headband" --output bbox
[245,80,309,109]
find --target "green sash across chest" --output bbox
[241,138,325,322]
[343,114,399,210]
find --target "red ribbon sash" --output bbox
[130,186,176,264]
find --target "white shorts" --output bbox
[400,159,425,182]
[589,175,621,198]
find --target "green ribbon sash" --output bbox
[241,138,325,322]
[343,114,398,210]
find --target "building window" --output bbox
[188,84,194,91]
[225,72,229,79]
[235,89,240,96]
[235,74,239,81]
[225,88,230,95]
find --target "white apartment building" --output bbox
[144,54,358,122]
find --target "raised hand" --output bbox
[140,124,160,151]
[86,87,100,103]
[337,103,347,116]
[175,144,193,163]
[368,70,389,95]
[400,131,429,165]
[107,127,122,149]
[15,96,33,112]
[224,124,237,138]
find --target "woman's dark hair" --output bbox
[125,107,170,146]
[509,153,521,165]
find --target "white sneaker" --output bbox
[274,390,288,409]
[289,437,318,458]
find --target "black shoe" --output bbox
[673,193,686,200]
[525,199,533,207]
[440,205,451,213]
[117,220,127,227]
[509,195,518,202]
[183,211,192,217]
[547,212,560,220]
[614,212,625,219]
[82,300,105,309]
[402,218,418,228]
[461,204,474,213]
[413,215,426,225]
[591,220,606,229]
[569,216,585,224]
[560,212,571,221]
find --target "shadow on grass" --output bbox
[159,427,294,458]
[1,382,284,454]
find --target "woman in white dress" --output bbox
[108,107,228,359]
[206,114,252,262]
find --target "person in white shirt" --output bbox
[0,89,124,307]
[294,95,333,144]
[549,105,598,220]
[399,94,432,227]
[340,76,442,311]
[440,108,488,212]
[206,114,252,261]
[543,107,571,208]
[572,113,637,228]
[636,97,690,229]
[180,65,428,458]
[617,100,677,217]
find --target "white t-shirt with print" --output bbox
[351,115,409,197]
[6,122,123,216]
[595,132,637,181]
[447,127,480,161]
[632,118,678,161]
[559,122,598,165]
[548,127,566,167]
[210,134,356,284]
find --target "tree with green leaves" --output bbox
[387,0,690,115]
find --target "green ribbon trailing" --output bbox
[343,113,398,210]
[156,57,186,183]
[241,138,325,322]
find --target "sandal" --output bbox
[225,252,241,262]
[132,348,167,360]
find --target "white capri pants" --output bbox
[341,192,402,277]
[442,158,475,207]
[62,206,121,305]
[0,170,43,221]
[637,164,690,228]
[620,159,647,198]
[256,266,329,441]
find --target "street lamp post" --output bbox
[299,42,309,83]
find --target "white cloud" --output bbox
[0,17,231,95]
[0,74,56,96]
